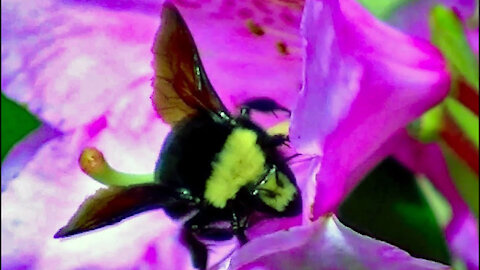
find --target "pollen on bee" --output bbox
[276,41,289,56]
[246,19,265,36]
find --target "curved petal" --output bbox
[229,215,448,270]
[289,0,450,217]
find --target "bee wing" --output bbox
[151,3,228,126]
[54,184,181,238]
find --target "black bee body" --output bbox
[155,109,301,256]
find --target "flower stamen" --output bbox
[79,147,154,186]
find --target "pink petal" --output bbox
[1,79,188,268]
[2,0,158,131]
[171,0,304,112]
[289,0,450,217]
[229,215,449,270]
[2,0,304,131]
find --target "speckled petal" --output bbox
[170,0,304,111]
[289,0,450,217]
[1,0,158,131]
[2,0,304,131]
[229,215,449,270]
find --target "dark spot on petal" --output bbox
[246,19,265,36]
[276,41,289,55]
[237,7,254,19]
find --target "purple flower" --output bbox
[289,0,450,217]
[1,0,464,269]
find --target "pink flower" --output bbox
[289,0,450,218]
[1,0,463,269]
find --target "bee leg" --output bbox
[240,97,290,118]
[181,227,208,270]
[232,211,248,245]
[285,153,301,162]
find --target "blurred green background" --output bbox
[1,93,41,163]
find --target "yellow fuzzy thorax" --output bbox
[204,128,266,208]
[258,169,297,212]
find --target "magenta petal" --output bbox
[229,215,449,270]
[290,0,450,217]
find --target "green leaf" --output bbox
[430,5,479,92]
[444,97,479,149]
[338,158,451,265]
[408,105,444,142]
[357,0,413,20]
[1,93,41,163]
[441,143,479,217]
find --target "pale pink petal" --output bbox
[2,0,304,131]
[1,0,158,130]
[289,0,450,217]
[229,215,449,270]
[1,77,183,268]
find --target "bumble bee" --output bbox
[54,2,302,269]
